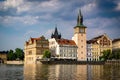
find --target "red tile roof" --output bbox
[31,37,41,41]
[56,39,76,46]
[112,38,120,43]
[26,36,46,45]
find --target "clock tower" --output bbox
[72,9,87,61]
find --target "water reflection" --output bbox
[24,64,120,80]
[24,63,49,80]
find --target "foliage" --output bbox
[7,50,16,60]
[7,48,24,60]
[112,49,120,60]
[100,49,120,61]
[42,50,51,58]
[99,49,112,61]
[15,48,24,60]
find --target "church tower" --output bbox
[51,27,61,39]
[72,9,87,61]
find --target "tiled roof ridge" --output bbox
[56,38,77,46]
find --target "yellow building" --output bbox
[0,51,8,63]
[112,38,120,49]
[87,34,112,61]
[24,36,49,64]
[72,10,87,61]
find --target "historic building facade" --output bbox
[112,38,120,50]
[49,27,77,60]
[87,40,100,61]
[24,36,49,64]
[49,38,77,60]
[72,10,87,61]
[87,34,112,61]
[0,51,8,63]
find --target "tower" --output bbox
[51,26,61,39]
[72,9,87,61]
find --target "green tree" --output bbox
[100,49,112,61]
[42,50,51,58]
[112,49,120,59]
[7,50,16,60]
[15,48,24,60]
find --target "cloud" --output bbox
[24,30,41,41]
[45,29,54,38]
[0,16,40,25]
[81,2,96,13]
[115,2,120,11]
[1,0,63,14]
[3,0,24,10]
[84,17,120,39]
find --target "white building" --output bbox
[87,44,92,61]
[49,38,78,60]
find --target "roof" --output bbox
[31,37,41,41]
[87,34,104,44]
[91,35,103,40]
[87,40,98,44]
[56,39,77,46]
[112,38,120,43]
[26,36,47,45]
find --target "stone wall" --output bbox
[7,61,24,64]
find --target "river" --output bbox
[0,63,120,80]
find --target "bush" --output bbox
[42,50,51,58]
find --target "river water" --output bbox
[0,63,120,80]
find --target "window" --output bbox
[80,29,84,33]
[81,52,83,54]
[81,40,83,42]
[29,51,32,55]
[81,46,83,48]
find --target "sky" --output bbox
[0,0,120,50]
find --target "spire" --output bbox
[77,9,83,26]
[51,25,61,39]
[54,26,58,35]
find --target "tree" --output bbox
[15,48,24,60]
[100,49,112,61]
[42,50,51,58]
[7,48,24,60]
[112,49,120,59]
[7,50,16,60]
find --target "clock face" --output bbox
[80,29,84,33]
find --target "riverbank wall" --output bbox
[6,61,24,65]
[40,60,105,65]
[105,60,120,64]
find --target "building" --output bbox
[72,9,87,61]
[87,34,112,61]
[112,38,120,49]
[0,51,8,63]
[24,36,49,64]
[87,40,100,61]
[86,43,93,61]
[49,38,77,60]
[49,27,77,60]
